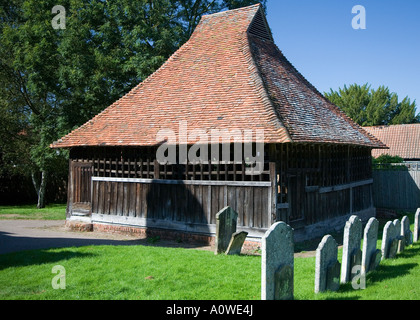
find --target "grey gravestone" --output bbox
[415,209,420,243]
[225,231,248,255]
[261,222,294,300]
[388,238,399,259]
[341,215,362,284]
[215,207,238,255]
[393,219,401,237]
[326,261,341,292]
[392,219,405,253]
[369,249,382,271]
[401,216,412,246]
[381,221,398,260]
[397,237,405,253]
[274,265,293,300]
[315,235,340,293]
[361,217,379,274]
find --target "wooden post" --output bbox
[154,159,160,180]
[269,161,277,227]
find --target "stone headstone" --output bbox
[215,207,238,255]
[388,238,399,259]
[392,219,405,253]
[397,237,405,253]
[414,208,420,243]
[381,221,398,260]
[393,219,401,236]
[315,235,340,293]
[326,261,341,292]
[341,215,362,284]
[225,231,248,255]
[401,216,412,246]
[369,249,382,271]
[361,217,379,274]
[261,222,294,300]
[274,265,293,300]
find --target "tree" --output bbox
[0,0,265,207]
[325,83,419,126]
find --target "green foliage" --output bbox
[372,154,408,171]
[373,154,404,164]
[325,83,419,126]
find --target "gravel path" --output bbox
[0,219,214,255]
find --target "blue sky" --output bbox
[266,0,420,115]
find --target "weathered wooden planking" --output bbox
[91,180,271,230]
[373,170,420,210]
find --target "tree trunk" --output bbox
[31,170,47,208]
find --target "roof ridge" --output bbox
[241,33,292,143]
[202,3,261,18]
[365,123,420,128]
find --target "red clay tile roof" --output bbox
[51,4,384,149]
[364,124,420,159]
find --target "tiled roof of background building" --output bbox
[364,124,420,159]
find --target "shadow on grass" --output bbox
[366,244,419,284]
[0,249,96,271]
[367,262,418,284]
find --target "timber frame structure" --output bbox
[52,4,386,242]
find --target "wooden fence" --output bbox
[372,168,420,210]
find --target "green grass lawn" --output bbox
[0,204,66,220]
[0,206,418,300]
[0,240,418,300]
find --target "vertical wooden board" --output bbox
[135,183,142,218]
[308,192,316,225]
[226,186,237,213]
[166,184,173,220]
[174,183,182,222]
[169,184,176,222]
[105,181,111,215]
[253,187,262,228]
[156,184,164,220]
[192,184,200,224]
[129,183,136,217]
[181,184,189,223]
[201,185,209,224]
[206,185,212,225]
[151,183,160,220]
[97,181,104,214]
[260,188,269,228]
[92,181,98,213]
[211,186,219,225]
[321,192,328,221]
[116,182,124,216]
[244,187,253,228]
[123,182,130,216]
[166,184,175,221]
[186,184,193,223]
[109,182,117,215]
[142,183,149,219]
[73,166,78,203]
[218,185,225,212]
[236,187,244,227]
[296,175,302,220]
[195,185,203,224]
